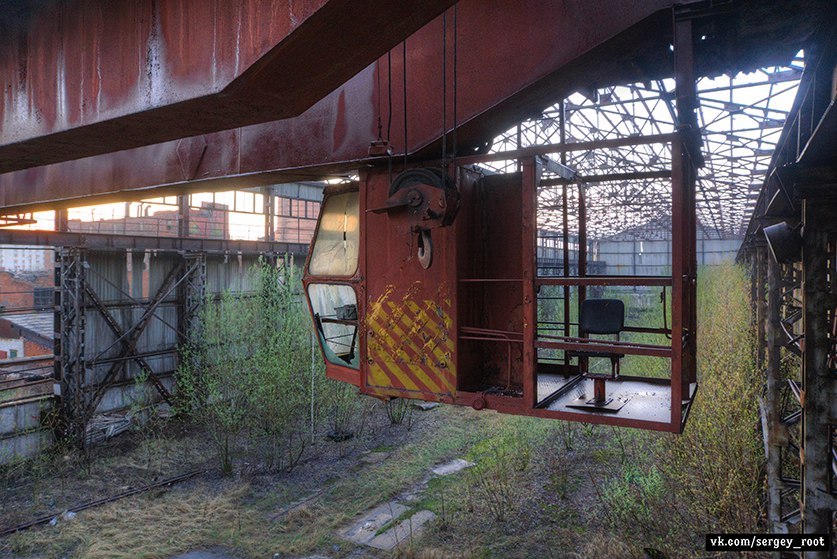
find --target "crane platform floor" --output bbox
[536,373,673,423]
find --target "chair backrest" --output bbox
[579,298,625,335]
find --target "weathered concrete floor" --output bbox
[338,457,474,551]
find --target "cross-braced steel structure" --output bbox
[739,35,836,554]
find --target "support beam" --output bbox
[800,201,837,547]
[177,195,190,238]
[55,248,87,449]
[264,188,276,243]
[766,254,789,533]
[0,228,307,255]
[0,0,817,212]
[81,281,174,413]
[0,0,456,172]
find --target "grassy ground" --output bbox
[0,263,764,559]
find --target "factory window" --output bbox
[34,287,53,310]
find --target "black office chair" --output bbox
[567,298,625,404]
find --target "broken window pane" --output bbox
[308,283,359,368]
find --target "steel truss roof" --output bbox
[486,53,804,241]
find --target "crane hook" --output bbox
[417,229,433,269]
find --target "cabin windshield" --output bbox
[308,191,359,277]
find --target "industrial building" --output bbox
[0,1,834,556]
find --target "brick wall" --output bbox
[0,270,53,312]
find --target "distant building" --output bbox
[0,246,53,272]
[592,217,742,276]
[274,196,320,245]
[68,201,229,238]
[0,269,53,358]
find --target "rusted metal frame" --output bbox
[575,177,588,373]
[559,100,572,358]
[800,201,837,542]
[458,133,676,168]
[177,195,190,238]
[299,180,362,387]
[560,186,571,336]
[0,228,307,255]
[89,259,189,363]
[0,0,458,173]
[84,264,186,340]
[540,170,672,186]
[453,385,675,433]
[535,336,671,357]
[669,14,699,429]
[530,405,676,433]
[55,248,87,448]
[180,253,207,348]
[561,182,571,359]
[89,349,177,366]
[83,260,190,420]
[80,282,172,407]
[740,51,824,249]
[459,278,522,283]
[561,192,572,340]
[0,2,713,212]
[766,250,790,533]
[522,157,539,409]
[536,276,672,287]
[669,130,686,425]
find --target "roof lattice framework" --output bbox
[485,52,804,241]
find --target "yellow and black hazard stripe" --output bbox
[366,297,455,395]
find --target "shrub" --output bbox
[176,256,320,474]
[595,263,765,556]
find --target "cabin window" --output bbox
[308,192,359,277]
[308,283,359,369]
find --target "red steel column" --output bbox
[671,14,698,430]
[522,157,539,409]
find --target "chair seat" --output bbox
[566,350,625,359]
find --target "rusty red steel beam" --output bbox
[0,0,456,173]
[0,0,684,211]
[0,0,812,211]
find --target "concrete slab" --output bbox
[431,458,475,477]
[340,502,409,545]
[169,551,240,559]
[412,402,440,411]
[366,510,437,551]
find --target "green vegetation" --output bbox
[598,263,764,556]
[175,256,364,474]
[1,262,764,559]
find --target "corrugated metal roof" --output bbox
[1,312,52,348]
